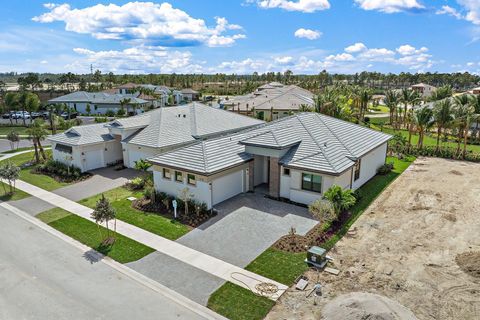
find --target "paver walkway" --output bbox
[8,179,288,301]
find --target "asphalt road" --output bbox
[0,206,215,320]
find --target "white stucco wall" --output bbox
[351,142,387,190]
[123,144,161,168]
[153,170,212,208]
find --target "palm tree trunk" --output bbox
[435,126,442,153]
[32,139,40,163]
[38,140,47,161]
[22,106,26,126]
[463,127,468,158]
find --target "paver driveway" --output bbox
[178,193,318,266]
[128,193,317,305]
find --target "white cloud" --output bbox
[275,56,294,64]
[436,5,463,20]
[396,44,428,55]
[325,53,355,61]
[436,1,480,25]
[32,2,245,47]
[354,0,425,13]
[345,42,367,53]
[294,28,322,40]
[71,45,203,74]
[252,0,330,12]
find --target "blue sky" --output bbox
[0,0,479,74]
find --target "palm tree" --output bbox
[413,106,434,149]
[453,95,475,157]
[384,90,400,129]
[322,185,356,216]
[359,88,372,121]
[4,92,18,124]
[401,88,415,128]
[25,93,40,124]
[26,119,49,162]
[119,98,131,115]
[407,91,421,148]
[433,99,453,152]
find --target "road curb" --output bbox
[0,202,227,320]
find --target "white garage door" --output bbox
[84,149,104,171]
[212,170,244,205]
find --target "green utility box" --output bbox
[305,246,328,269]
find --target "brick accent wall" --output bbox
[269,157,280,198]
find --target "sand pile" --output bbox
[456,251,480,278]
[322,292,417,320]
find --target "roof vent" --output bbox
[324,142,328,148]
[183,114,186,118]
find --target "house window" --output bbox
[354,159,361,181]
[283,168,290,176]
[175,171,183,183]
[302,173,322,193]
[187,174,196,186]
[163,168,171,179]
[55,143,72,154]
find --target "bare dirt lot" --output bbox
[266,157,480,320]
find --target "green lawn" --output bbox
[373,126,480,153]
[78,186,190,240]
[1,150,71,192]
[207,282,275,320]
[1,146,34,154]
[0,182,30,201]
[0,126,29,135]
[208,156,415,320]
[37,208,155,263]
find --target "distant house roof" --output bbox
[148,113,391,176]
[49,91,148,105]
[224,83,314,111]
[48,123,115,146]
[180,88,199,94]
[411,83,436,89]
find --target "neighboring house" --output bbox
[222,82,314,121]
[470,87,480,95]
[48,102,264,172]
[410,83,437,98]
[48,91,148,115]
[148,113,391,209]
[180,88,200,102]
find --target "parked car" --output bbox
[31,112,41,119]
[60,112,78,120]
[2,113,11,119]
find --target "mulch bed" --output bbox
[272,210,352,253]
[132,198,217,228]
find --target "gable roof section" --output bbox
[148,113,391,176]
[48,123,114,146]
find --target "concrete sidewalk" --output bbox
[9,167,139,215]
[9,178,288,301]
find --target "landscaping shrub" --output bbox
[95,117,108,123]
[125,177,145,190]
[34,160,90,183]
[389,145,480,163]
[105,110,115,117]
[377,162,394,175]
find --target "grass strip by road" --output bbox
[208,156,415,320]
[0,146,35,154]
[37,208,155,263]
[207,282,275,320]
[78,186,190,241]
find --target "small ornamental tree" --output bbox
[308,199,337,226]
[91,194,117,245]
[0,161,20,194]
[178,187,193,216]
[6,130,20,151]
[322,185,356,216]
[134,159,152,186]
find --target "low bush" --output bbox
[34,160,90,183]
[94,117,108,123]
[377,162,394,175]
[125,177,145,190]
[389,145,480,163]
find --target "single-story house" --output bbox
[48,91,149,115]
[222,82,315,121]
[410,83,437,98]
[180,88,200,102]
[48,102,264,172]
[148,113,392,209]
